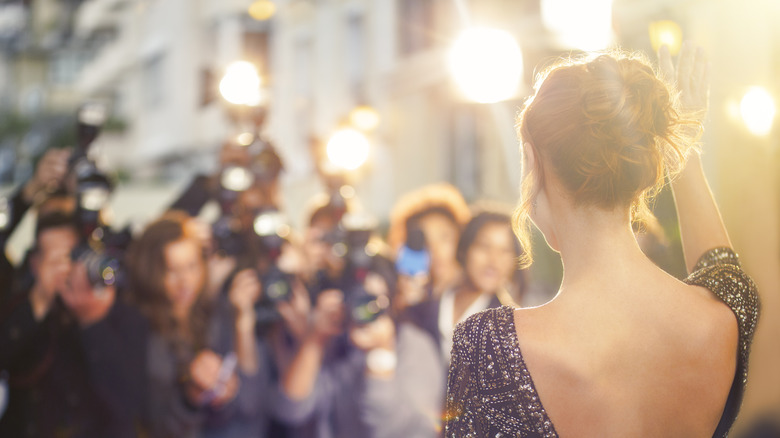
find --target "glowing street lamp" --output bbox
[740,87,776,136]
[326,128,370,172]
[248,0,276,21]
[219,61,264,107]
[448,28,523,104]
[541,0,613,51]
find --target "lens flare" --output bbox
[448,28,523,103]
[326,129,370,171]
[740,87,776,136]
[541,0,613,51]
[219,61,263,106]
[648,20,682,56]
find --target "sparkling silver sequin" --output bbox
[443,247,760,438]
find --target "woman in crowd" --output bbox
[387,183,471,309]
[445,45,760,437]
[346,209,525,438]
[406,209,526,366]
[126,212,271,437]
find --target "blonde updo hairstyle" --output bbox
[513,50,700,267]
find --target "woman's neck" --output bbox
[551,206,654,301]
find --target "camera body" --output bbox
[68,103,127,291]
[320,213,391,326]
[249,209,295,329]
[213,136,283,257]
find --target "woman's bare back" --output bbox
[513,276,738,437]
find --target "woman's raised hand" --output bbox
[658,42,710,119]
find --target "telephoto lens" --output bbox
[71,244,121,292]
[347,285,390,326]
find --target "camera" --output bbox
[68,103,127,291]
[325,212,392,326]
[212,135,284,256]
[251,209,295,328]
[395,225,430,277]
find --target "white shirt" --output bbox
[437,288,493,365]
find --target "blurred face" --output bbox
[464,222,517,294]
[303,225,331,272]
[417,212,460,279]
[163,239,206,316]
[33,227,78,297]
[236,186,276,232]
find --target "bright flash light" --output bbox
[80,187,110,211]
[448,28,523,104]
[541,0,613,51]
[349,106,381,131]
[0,197,9,229]
[219,61,263,106]
[648,20,682,56]
[78,102,108,126]
[339,184,356,200]
[254,212,288,237]
[237,132,255,146]
[326,129,370,171]
[740,87,776,136]
[248,0,276,21]
[221,166,255,192]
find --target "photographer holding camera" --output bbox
[0,148,71,303]
[0,210,146,437]
[279,211,413,438]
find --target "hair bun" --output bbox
[515,51,698,250]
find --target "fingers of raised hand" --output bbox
[658,45,675,82]
[676,41,696,88]
[690,47,710,103]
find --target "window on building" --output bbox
[292,36,314,173]
[243,30,270,75]
[398,0,436,56]
[448,104,479,200]
[142,53,165,109]
[345,12,365,99]
[49,49,87,85]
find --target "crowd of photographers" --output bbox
[0,113,530,438]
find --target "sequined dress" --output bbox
[444,247,760,437]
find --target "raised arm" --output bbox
[660,43,732,273]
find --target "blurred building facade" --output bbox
[0,0,87,184]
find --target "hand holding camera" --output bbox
[22,148,71,203]
[228,268,262,329]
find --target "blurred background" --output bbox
[0,0,778,433]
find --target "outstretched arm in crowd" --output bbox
[0,149,70,301]
[351,316,444,438]
[281,288,345,400]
